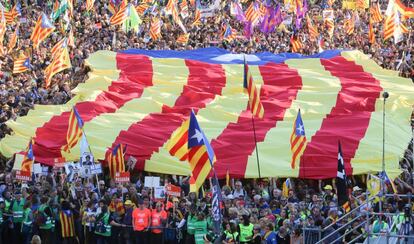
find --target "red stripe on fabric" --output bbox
[32,54,153,164]
[212,62,303,178]
[299,56,382,179]
[107,59,227,170]
[190,151,209,180]
[169,130,188,156]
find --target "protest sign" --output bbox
[144,176,160,188]
[115,172,130,183]
[166,184,181,197]
[16,170,31,181]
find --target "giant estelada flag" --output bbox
[1,48,413,179]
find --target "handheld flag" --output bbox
[107,143,126,179]
[13,56,31,74]
[188,110,215,192]
[30,13,55,49]
[211,175,223,235]
[122,4,142,33]
[336,141,351,213]
[21,138,34,173]
[370,2,383,23]
[59,210,75,238]
[380,171,397,193]
[176,33,189,44]
[62,107,84,152]
[51,38,68,59]
[44,47,71,87]
[7,26,18,52]
[191,9,201,27]
[86,0,95,12]
[290,109,307,169]
[290,34,303,52]
[110,2,128,25]
[243,58,265,119]
[149,18,161,40]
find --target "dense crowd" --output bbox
[0,0,413,243]
[0,170,412,244]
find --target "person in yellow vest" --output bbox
[94,203,111,244]
[59,200,76,244]
[11,189,25,243]
[21,201,33,244]
[238,214,254,243]
[37,196,55,244]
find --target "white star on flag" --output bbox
[191,129,204,143]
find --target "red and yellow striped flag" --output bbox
[325,19,335,37]
[59,210,75,238]
[290,35,303,53]
[368,21,376,44]
[4,4,20,24]
[135,3,149,15]
[13,56,31,74]
[290,109,307,169]
[370,2,383,23]
[62,107,83,152]
[7,26,18,52]
[245,2,260,25]
[165,0,177,15]
[180,0,189,19]
[44,47,71,88]
[191,9,201,27]
[21,138,34,173]
[150,18,161,41]
[0,11,6,56]
[243,59,265,119]
[30,13,55,49]
[107,143,126,179]
[356,0,365,9]
[51,38,67,59]
[86,0,95,12]
[344,13,355,35]
[306,15,318,41]
[110,1,128,25]
[177,33,189,44]
[383,12,395,40]
[226,169,230,186]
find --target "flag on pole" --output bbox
[52,0,69,20]
[336,141,351,213]
[290,109,307,169]
[306,15,319,40]
[282,178,291,197]
[30,13,55,49]
[380,171,398,193]
[290,34,302,52]
[107,143,126,179]
[0,10,7,55]
[86,0,95,12]
[21,138,34,173]
[221,24,237,42]
[344,12,355,35]
[370,2,383,23]
[368,20,376,44]
[243,58,265,119]
[245,2,260,25]
[59,209,75,238]
[176,33,189,44]
[62,107,84,152]
[180,0,189,19]
[51,37,67,59]
[13,56,31,74]
[191,9,201,27]
[44,47,71,87]
[149,18,161,40]
[7,26,18,52]
[110,2,128,25]
[211,174,223,235]
[226,169,230,186]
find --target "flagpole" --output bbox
[251,114,262,179]
[80,127,101,197]
[380,91,388,213]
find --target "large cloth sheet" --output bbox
[1,48,413,179]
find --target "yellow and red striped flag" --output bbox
[21,138,34,173]
[0,10,6,56]
[180,0,189,19]
[383,11,395,40]
[107,143,126,179]
[344,13,355,35]
[325,19,335,37]
[44,47,71,87]
[290,35,303,53]
[62,107,84,152]
[150,18,161,40]
[226,169,230,186]
[51,37,67,59]
[13,56,31,74]
[290,109,307,169]
[7,26,18,52]
[165,0,177,15]
[370,2,383,23]
[368,20,376,44]
[30,13,55,49]
[243,59,265,119]
[110,1,128,25]
[168,111,216,192]
[4,3,21,24]
[191,9,201,27]
[356,0,365,9]
[108,1,117,15]
[245,2,260,25]
[135,3,149,15]
[177,33,189,44]
[86,0,95,12]
[306,15,318,41]
[59,210,75,238]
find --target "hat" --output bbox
[227,194,234,200]
[324,185,333,190]
[124,200,133,205]
[172,197,179,202]
[353,186,362,192]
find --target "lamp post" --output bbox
[380,91,389,213]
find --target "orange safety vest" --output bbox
[132,208,151,231]
[151,210,167,233]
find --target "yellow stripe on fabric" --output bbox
[0,51,118,157]
[190,161,212,192]
[245,58,342,178]
[342,50,414,179]
[144,64,261,175]
[61,58,190,161]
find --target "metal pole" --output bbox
[251,115,261,179]
[380,91,389,213]
[81,128,101,197]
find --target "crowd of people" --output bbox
[0,171,412,244]
[0,0,413,243]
